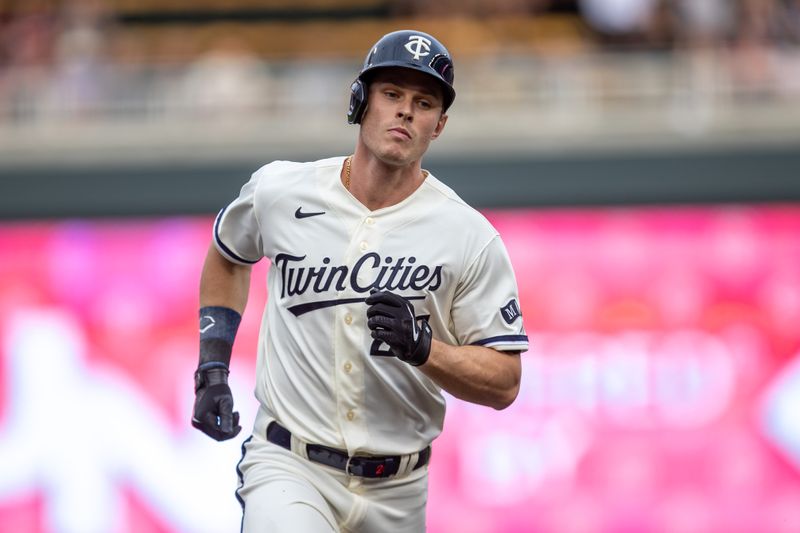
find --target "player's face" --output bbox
[359,69,448,167]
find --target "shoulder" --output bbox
[249,156,345,191]
[422,174,499,238]
[253,156,342,180]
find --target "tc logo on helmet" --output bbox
[404,35,431,60]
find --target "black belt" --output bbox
[266,421,431,478]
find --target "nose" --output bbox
[396,104,413,122]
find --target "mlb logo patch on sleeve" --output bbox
[500,299,521,324]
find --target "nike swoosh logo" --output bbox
[295,207,326,219]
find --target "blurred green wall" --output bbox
[2,143,799,219]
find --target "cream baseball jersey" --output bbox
[214,156,528,456]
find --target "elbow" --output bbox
[491,353,522,410]
[490,379,520,411]
[491,387,519,411]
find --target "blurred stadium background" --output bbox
[2,1,800,532]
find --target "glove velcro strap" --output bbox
[197,361,229,372]
[406,320,432,366]
[194,362,230,392]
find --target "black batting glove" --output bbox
[366,290,432,366]
[191,363,242,441]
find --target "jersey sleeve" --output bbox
[451,236,529,352]
[213,170,264,265]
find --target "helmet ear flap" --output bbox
[347,78,367,124]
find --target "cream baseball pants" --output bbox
[236,409,429,532]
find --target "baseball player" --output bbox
[192,29,528,532]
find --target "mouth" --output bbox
[388,127,411,140]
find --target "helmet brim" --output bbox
[359,63,456,112]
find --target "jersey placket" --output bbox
[333,213,383,455]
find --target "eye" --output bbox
[384,90,399,99]
[417,99,433,110]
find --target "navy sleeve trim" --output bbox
[470,334,529,346]
[214,208,259,265]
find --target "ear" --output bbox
[431,113,448,140]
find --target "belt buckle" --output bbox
[345,455,356,476]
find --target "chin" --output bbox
[382,143,427,166]
[376,149,411,167]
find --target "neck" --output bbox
[344,151,427,211]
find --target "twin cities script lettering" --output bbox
[275,252,443,299]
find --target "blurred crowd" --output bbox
[0,0,799,123]
[5,0,800,63]
[400,0,800,49]
[579,0,800,52]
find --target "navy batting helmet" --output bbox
[347,30,456,124]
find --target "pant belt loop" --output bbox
[289,432,309,460]
[394,451,419,478]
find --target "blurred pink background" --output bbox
[2,205,800,532]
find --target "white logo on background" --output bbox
[761,351,800,472]
[0,310,252,533]
[404,35,431,60]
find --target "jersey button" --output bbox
[346,410,355,421]
[344,314,353,325]
[360,241,368,252]
[365,217,375,225]
[344,362,352,373]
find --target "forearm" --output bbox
[200,243,252,313]
[192,244,250,441]
[419,340,521,410]
[198,244,252,367]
